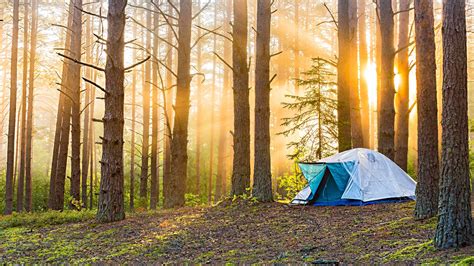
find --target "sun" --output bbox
[364,62,378,107]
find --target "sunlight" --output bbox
[394,68,401,92]
[365,62,378,107]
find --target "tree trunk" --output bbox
[130,17,137,211]
[231,0,251,196]
[348,0,363,148]
[413,0,439,220]
[140,1,152,204]
[165,0,192,208]
[17,0,29,212]
[208,6,218,204]
[150,9,160,210]
[195,3,202,196]
[162,1,174,208]
[252,0,273,202]
[215,0,232,202]
[4,0,20,215]
[394,0,410,171]
[358,0,370,148]
[434,0,473,249]
[25,0,38,212]
[97,0,127,223]
[81,9,93,209]
[337,0,352,152]
[70,0,84,208]
[294,0,300,95]
[378,0,395,160]
[48,2,73,209]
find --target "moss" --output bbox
[384,240,435,262]
[37,239,76,262]
[0,210,95,229]
[453,256,474,265]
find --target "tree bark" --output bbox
[4,0,20,215]
[150,9,160,210]
[81,8,93,209]
[208,6,218,204]
[348,0,363,149]
[25,0,38,212]
[378,0,395,160]
[231,0,251,196]
[130,16,137,211]
[413,0,439,220]
[358,0,370,148]
[434,0,473,249]
[97,0,127,223]
[70,0,83,207]
[394,0,410,171]
[140,1,152,204]
[162,1,174,208]
[337,0,352,152]
[294,0,300,95]
[252,0,273,202]
[215,0,232,202]
[195,2,202,196]
[165,0,192,208]
[17,0,30,212]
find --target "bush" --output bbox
[0,209,95,229]
[276,173,306,201]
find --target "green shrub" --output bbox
[0,209,95,229]
[276,173,306,201]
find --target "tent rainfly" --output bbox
[292,148,417,206]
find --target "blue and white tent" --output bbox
[291,148,416,206]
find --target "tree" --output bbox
[358,0,370,148]
[231,0,251,196]
[282,58,338,162]
[252,0,273,202]
[49,0,82,210]
[70,0,84,207]
[349,0,363,148]
[48,0,74,210]
[81,7,93,208]
[97,0,127,223]
[208,6,218,204]
[129,9,138,211]
[162,1,174,208]
[25,0,38,212]
[413,0,439,220]
[195,1,203,197]
[17,0,30,212]
[165,0,193,208]
[140,1,152,205]
[150,9,160,210]
[394,0,410,171]
[215,0,232,201]
[378,0,395,160]
[434,0,473,249]
[4,0,20,215]
[337,0,351,152]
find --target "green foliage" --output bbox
[384,240,435,262]
[185,193,203,207]
[276,173,306,201]
[0,209,95,229]
[280,57,338,161]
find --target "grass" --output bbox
[0,201,472,264]
[0,209,95,229]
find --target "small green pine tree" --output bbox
[280,57,338,161]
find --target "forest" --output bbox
[0,0,473,264]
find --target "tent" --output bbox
[291,148,416,206]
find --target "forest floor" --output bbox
[0,199,473,264]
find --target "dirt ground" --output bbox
[0,200,473,264]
